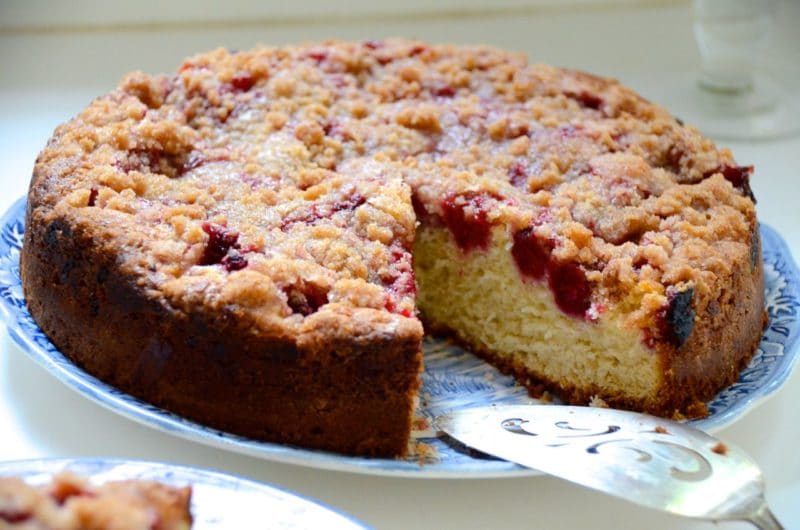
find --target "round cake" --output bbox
[21,39,765,457]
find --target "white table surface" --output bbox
[1,2,799,529]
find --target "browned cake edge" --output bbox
[20,206,423,458]
[660,227,766,418]
[422,225,766,419]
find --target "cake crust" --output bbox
[22,207,422,457]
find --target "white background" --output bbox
[1,1,799,528]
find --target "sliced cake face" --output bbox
[415,225,663,409]
[0,472,192,530]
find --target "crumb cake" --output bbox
[0,472,191,529]
[21,39,765,457]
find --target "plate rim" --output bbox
[2,195,799,478]
[0,456,372,529]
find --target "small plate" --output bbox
[1,197,799,477]
[0,458,369,529]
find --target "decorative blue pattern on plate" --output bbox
[0,458,369,529]
[1,197,799,477]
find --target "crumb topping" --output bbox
[32,39,757,337]
[0,472,191,529]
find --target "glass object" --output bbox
[667,0,799,140]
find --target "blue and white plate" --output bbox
[1,196,799,477]
[0,458,369,529]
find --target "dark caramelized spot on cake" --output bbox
[44,219,72,249]
[43,221,77,287]
[96,267,109,284]
[441,192,497,252]
[88,292,100,318]
[564,90,604,111]
[704,165,755,201]
[547,261,592,318]
[200,222,241,266]
[664,286,695,347]
[512,227,550,280]
[284,283,329,316]
[87,186,98,207]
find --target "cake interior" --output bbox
[414,223,661,410]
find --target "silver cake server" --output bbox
[435,405,783,529]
